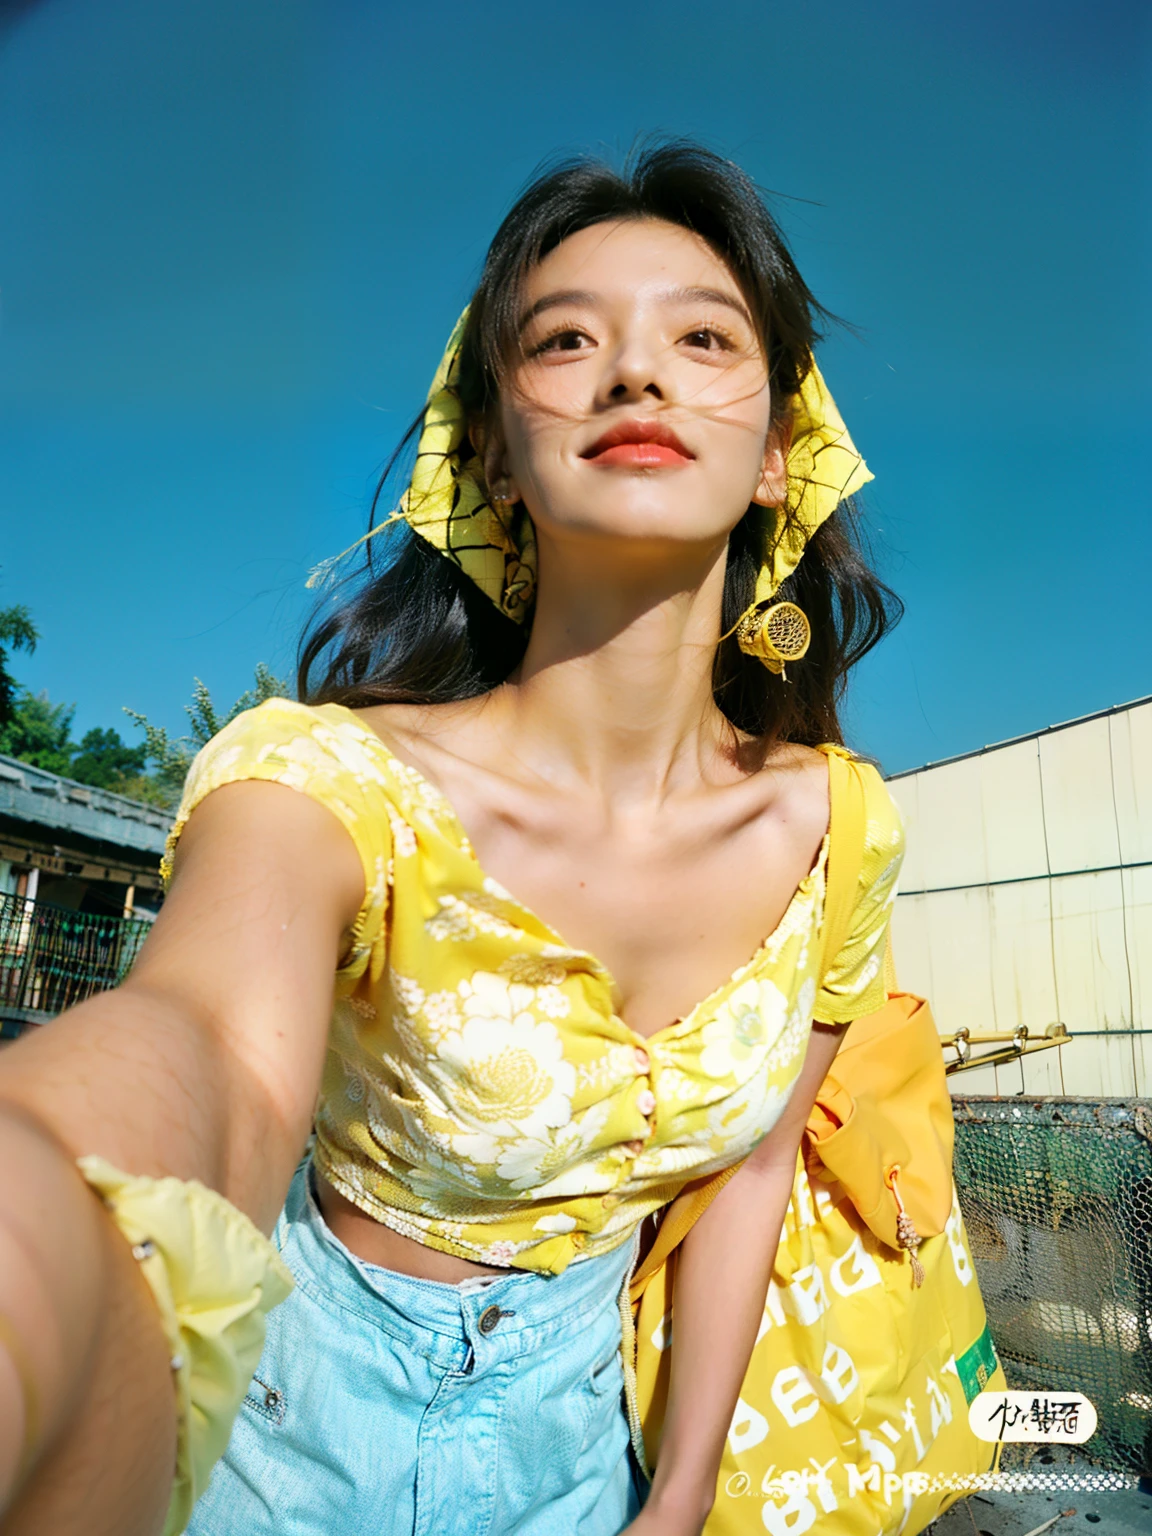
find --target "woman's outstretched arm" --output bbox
[0,779,363,1533]
[633,1020,849,1536]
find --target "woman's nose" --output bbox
[600,338,667,404]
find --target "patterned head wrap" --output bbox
[309,307,872,669]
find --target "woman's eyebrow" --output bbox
[662,286,754,327]
[517,285,754,333]
[518,290,596,331]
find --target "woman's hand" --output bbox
[619,1501,707,1536]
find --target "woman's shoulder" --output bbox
[163,697,404,880]
[185,696,402,784]
[808,741,905,886]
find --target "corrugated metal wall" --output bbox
[886,698,1152,1097]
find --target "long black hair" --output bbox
[298,139,901,748]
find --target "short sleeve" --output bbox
[812,764,905,1025]
[161,698,392,986]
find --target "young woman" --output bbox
[0,141,905,1536]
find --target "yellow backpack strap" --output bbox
[630,746,871,1298]
[630,1163,745,1296]
[820,748,869,977]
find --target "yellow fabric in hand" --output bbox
[77,1156,295,1536]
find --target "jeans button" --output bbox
[478,1304,506,1334]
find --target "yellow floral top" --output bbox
[164,699,904,1277]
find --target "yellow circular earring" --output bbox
[735,601,812,681]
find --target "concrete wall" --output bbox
[886,698,1152,1097]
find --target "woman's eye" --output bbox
[534,328,590,355]
[682,327,732,351]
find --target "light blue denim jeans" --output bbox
[187,1159,647,1535]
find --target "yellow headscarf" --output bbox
[309,307,872,671]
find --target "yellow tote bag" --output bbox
[629,754,1005,1535]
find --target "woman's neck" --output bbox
[491,539,739,808]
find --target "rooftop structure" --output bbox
[0,750,170,1033]
[887,695,1152,1097]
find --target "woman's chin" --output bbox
[532,496,743,552]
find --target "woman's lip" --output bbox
[585,443,694,467]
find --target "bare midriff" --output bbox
[315,1169,661,1283]
[314,1170,511,1281]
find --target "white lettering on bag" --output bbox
[829,1234,882,1297]
[760,1482,817,1536]
[771,1366,822,1427]
[925,1372,954,1438]
[794,1178,817,1230]
[945,1193,973,1287]
[820,1343,859,1404]
[757,1280,788,1340]
[727,1394,770,1453]
[782,1264,828,1326]
[902,1396,926,1459]
[857,1426,898,1471]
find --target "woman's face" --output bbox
[489,217,787,556]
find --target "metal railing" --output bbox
[0,890,151,1022]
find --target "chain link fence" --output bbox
[953,1096,1152,1476]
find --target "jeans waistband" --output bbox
[275,1159,641,1373]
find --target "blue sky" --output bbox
[1,0,1148,774]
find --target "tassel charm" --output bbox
[895,1210,926,1287]
[886,1167,925,1288]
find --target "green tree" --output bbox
[69,727,149,793]
[0,604,39,731]
[0,688,76,775]
[125,664,290,810]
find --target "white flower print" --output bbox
[426,894,520,943]
[576,1045,634,1093]
[699,978,788,1081]
[762,976,817,1077]
[437,973,576,1149]
[209,743,244,776]
[761,844,829,963]
[480,1239,519,1265]
[313,720,395,789]
[705,1075,787,1156]
[654,1065,706,1103]
[535,986,571,1019]
[533,1212,578,1233]
[387,806,417,859]
[390,969,426,1018]
[423,989,462,1038]
[402,1143,486,1200]
[492,1101,613,1195]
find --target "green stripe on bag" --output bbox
[956,1324,1000,1404]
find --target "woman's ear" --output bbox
[472,418,522,507]
[751,418,792,509]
